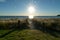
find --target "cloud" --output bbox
[0,0,6,2]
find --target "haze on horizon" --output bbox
[0,0,60,16]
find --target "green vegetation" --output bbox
[33,18,60,30]
[0,19,60,40]
[0,30,10,36]
[0,29,60,40]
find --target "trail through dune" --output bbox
[28,19,35,29]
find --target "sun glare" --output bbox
[29,15,34,19]
[28,6,35,19]
[28,6,35,13]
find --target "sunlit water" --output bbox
[0,16,60,19]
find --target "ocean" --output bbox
[0,16,60,19]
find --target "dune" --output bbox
[0,18,60,40]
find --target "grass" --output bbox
[0,30,10,36]
[33,18,60,30]
[0,29,60,40]
[0,18,60,40]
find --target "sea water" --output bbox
[0,16,60,19]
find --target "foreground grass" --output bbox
[0,29,60,40]
[0,30,10,36]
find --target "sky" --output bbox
[0,0,60,16]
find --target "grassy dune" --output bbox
[0,18,60,40]
[32,18,60,38]
[33,18,60,30]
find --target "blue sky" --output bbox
[0,0,60,16]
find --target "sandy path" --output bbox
[28,19,35,29]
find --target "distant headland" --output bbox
[57,15,60,16]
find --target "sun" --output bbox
[28,6,35,13]
[29,15,34,19]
